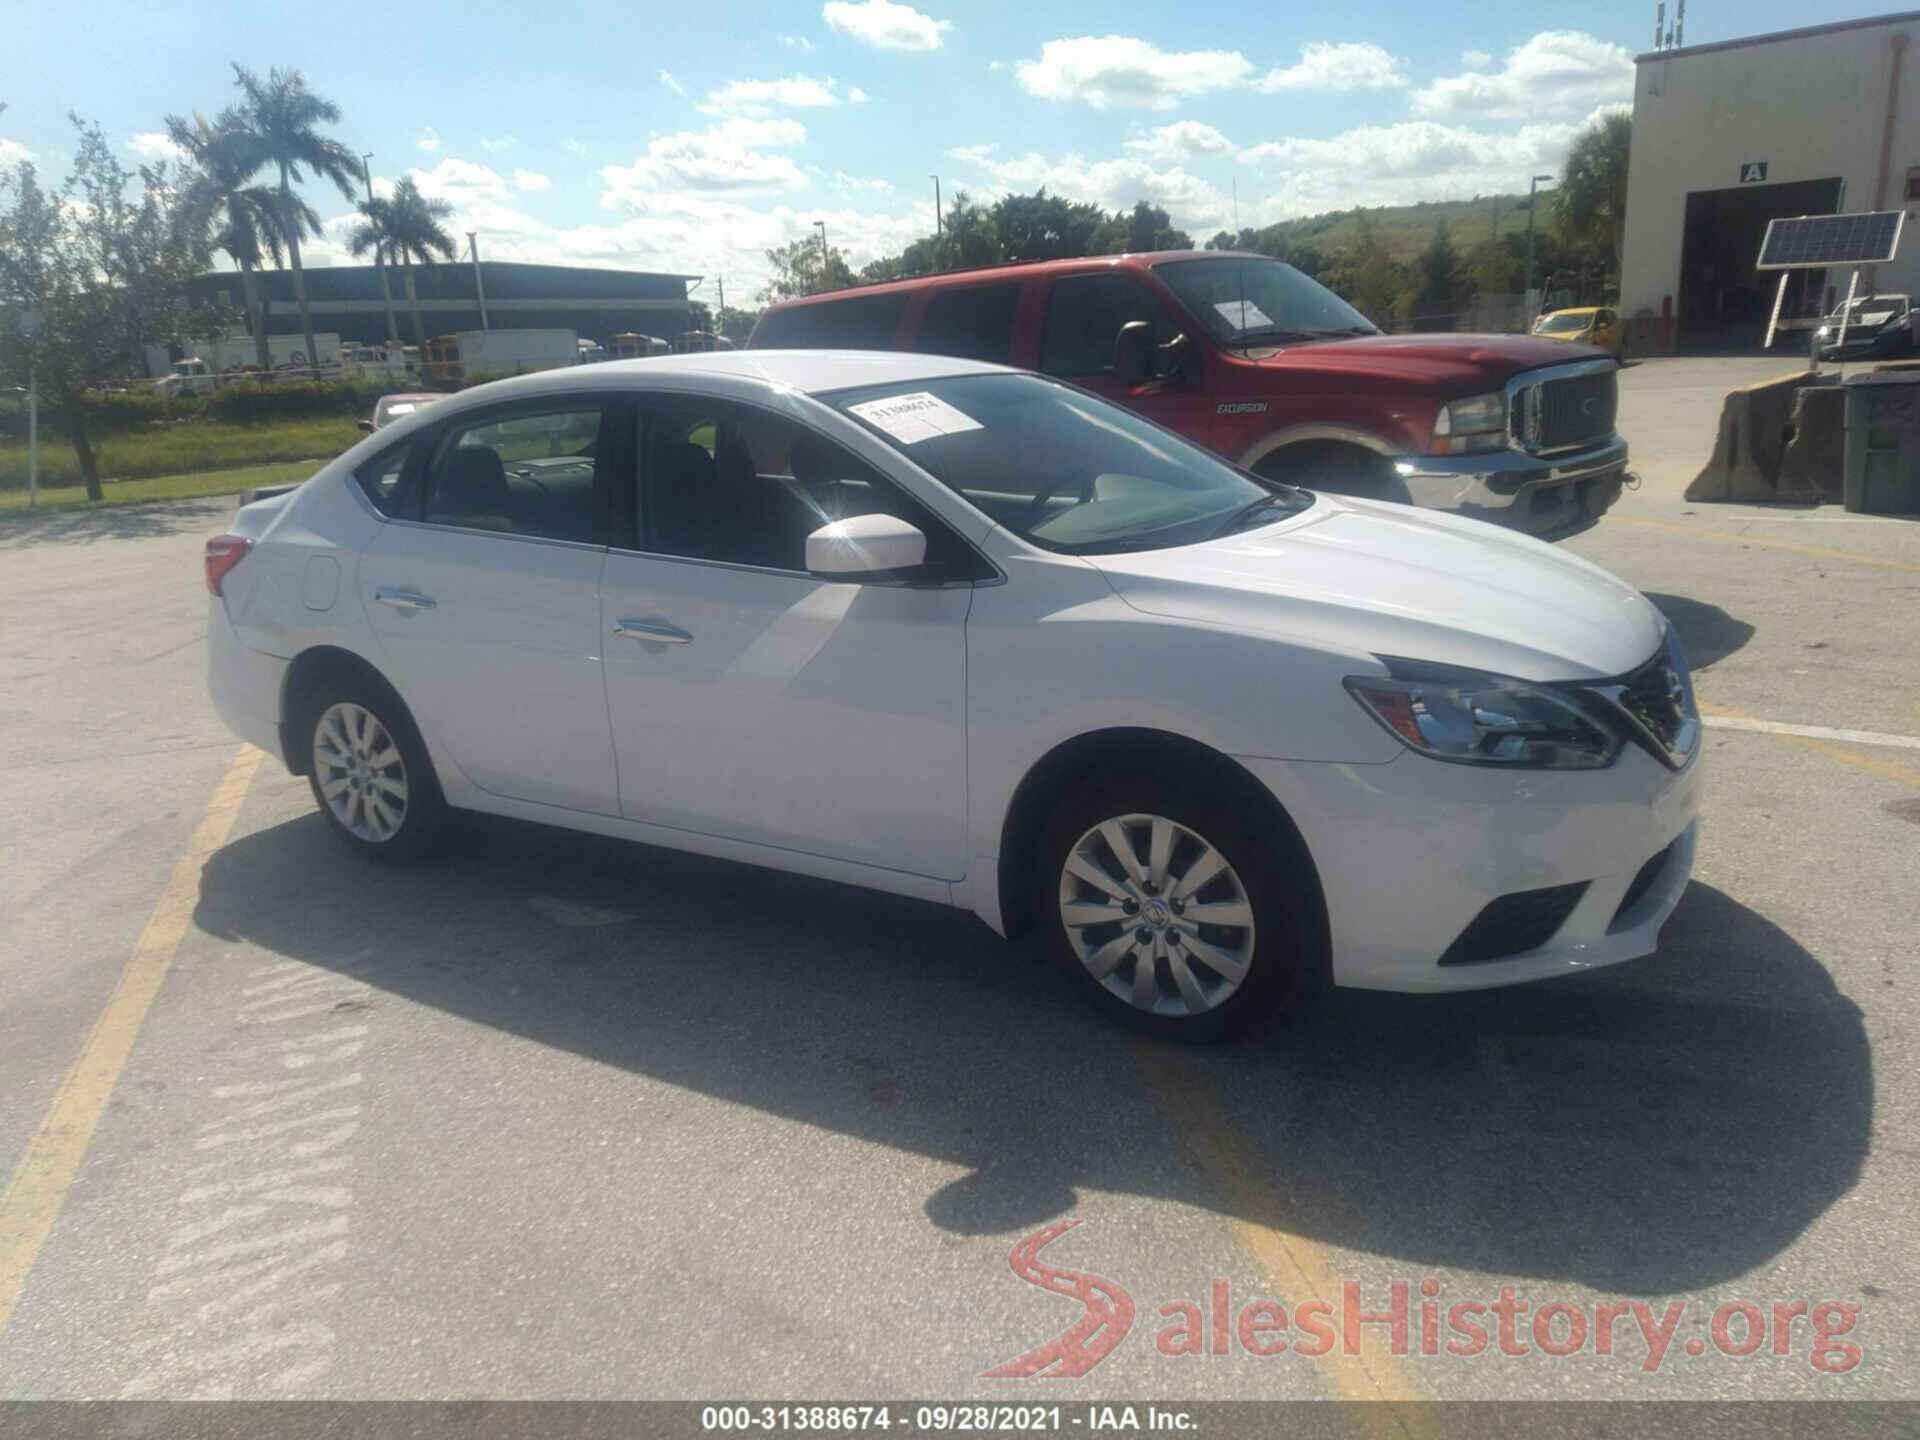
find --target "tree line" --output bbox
[1,66,456,500]
[754,112,1631,335]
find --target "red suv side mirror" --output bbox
[1113,322,1156,386]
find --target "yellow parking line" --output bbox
[0,744,262,1336]
[1610,516,1920,575]
[1134,1043,1433,1431]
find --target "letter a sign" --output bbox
[1740,161,1769,184]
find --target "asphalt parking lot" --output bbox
[0,355,1915,1408]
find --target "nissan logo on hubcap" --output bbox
[1144,900,1171,927]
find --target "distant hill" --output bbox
[1219,194,1538,263]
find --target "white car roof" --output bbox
[446,349,1007,406]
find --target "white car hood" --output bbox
[1086,496,1665,681]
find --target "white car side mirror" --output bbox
[806,514,928,579]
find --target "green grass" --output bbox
[1241,193,1537,264]
[0,418,360,490]
[0,460,323,516]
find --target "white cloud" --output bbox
[513,169,553,193]
[660,70,687,97]
[1412,31,1633,120]
[563,138,588,157]
[0,138,31,167]
[848,86,870,104]
[945,144,1231,233]
[1461,49,1493,71]
[127,131,186,162]
[1015,35,1253,111]
[1257,42,1406,92]
[833,171,893,193]
[416,126,442,153]
[409,157,517,208]
[480,134,519,153]
[823,0,952,52]
[1237,110,1621,218]
[782,34,816,51]
[702,74,849,116]
[601,117,811,197]
[1124,120,1235,164]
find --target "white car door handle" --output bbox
[613,618,693,645]
[374,587,437,612]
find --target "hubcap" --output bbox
[1058,813,1257,1017]
[313,702,409,843]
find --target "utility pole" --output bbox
[1523,173,1554,316]
[468,232,490,330]
[361,152,401,352]
[716,273,726,334]
[814,220,829,289]
[930,175,942,238]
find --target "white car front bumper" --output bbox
[1240,741,1702,993]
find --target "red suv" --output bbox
[749,251,1626,539]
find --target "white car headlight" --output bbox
[1345,660,1625,769]
[1430,392,1508,456]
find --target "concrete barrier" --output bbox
[1684,370,1819,502]
[1776,382,1846,501]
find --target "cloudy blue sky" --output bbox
[0,0,1892,297]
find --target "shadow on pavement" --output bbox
[1645,592,1755,672]
[194,809,1870,1295]
[0,495,234,548]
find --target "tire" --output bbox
[1037,772,1319,1041]
[1260,443,1408,504]
[298,676,448,862]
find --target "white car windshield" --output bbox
[828,373,1311,555]
[1154,257,1378,346]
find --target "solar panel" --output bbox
[1757,211,1904,269]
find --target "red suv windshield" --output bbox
[1155,257,1379,347]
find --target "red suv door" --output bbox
[1032,271,1216,450]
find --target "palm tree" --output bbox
[380,177,456,349]
[165,108,318,372]
[1556,112,1632,272]
[228,64,360,377]
[344,193,403,350]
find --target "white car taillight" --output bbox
[204,534,253,596]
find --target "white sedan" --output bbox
[206,351,1701,1039]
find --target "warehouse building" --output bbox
[185,260,696,350]
[1620,10,1920,351]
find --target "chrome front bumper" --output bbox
[1396,433,1628,540]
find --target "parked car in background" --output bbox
[205,351,1699,1041]
[1532,306,1624,357]
[1812,293,1915,360]
[750,252,1627,541]
[358,392,443,434]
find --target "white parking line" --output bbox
[1702,715,1920,751]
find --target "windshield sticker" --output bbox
[1215,299,1273,330]
[847,391,984,445]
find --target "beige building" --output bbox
[1620,11,1919,350]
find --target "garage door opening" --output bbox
[1679,177,1845,350]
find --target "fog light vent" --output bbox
[1438,882,1589,966]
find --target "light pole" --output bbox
[930,175,942,239]
[813,220,829,282]
[468,232,490,330]
[1523,173,1554,316]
